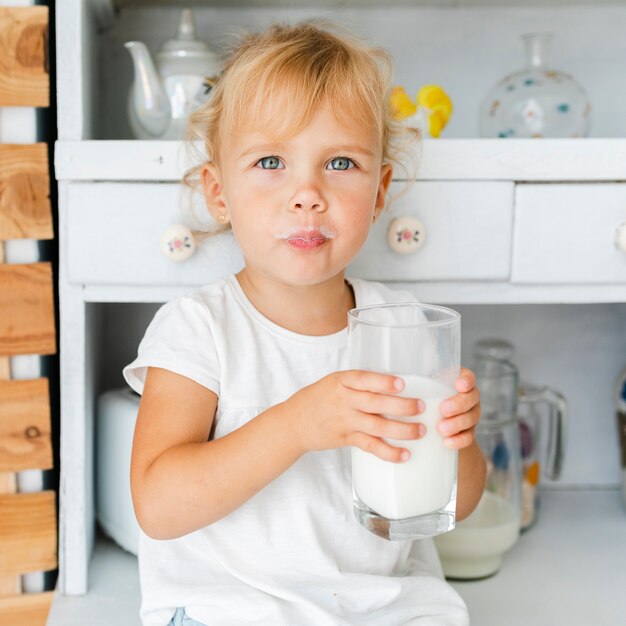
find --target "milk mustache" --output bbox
[351,374,457,520]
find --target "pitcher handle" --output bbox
[519,386,568,480]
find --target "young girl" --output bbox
[123,21,485,626]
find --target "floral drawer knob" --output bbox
[160,224,197,262]
[387,216,426,254]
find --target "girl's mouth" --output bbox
[286,236,327,250]
[275,226,336,251]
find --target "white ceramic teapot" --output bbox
[125,8,220,139]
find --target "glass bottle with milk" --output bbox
[348,302,460,541]
[435,357,522,579]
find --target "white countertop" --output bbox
[453,487,626,626]
[47,488,626,626]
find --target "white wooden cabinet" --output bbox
[65,183,243,286]
[52,1,626,624]
[352,182,515,281]
[64,180,515,285]
[512,184,626,284]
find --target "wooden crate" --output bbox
[0,7,49,107]
[0,144,52,241]
[0,4,55,624]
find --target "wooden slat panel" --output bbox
[0,263,56,356]
[0,472,15,492]
[0,338,9,382]
[0,7,48,107]
[0,491,56,576]
[0,144,51,240]
[0,573,19,596]
[0,590,53,625]
[0,378,51,472]
[0,327,19,595]
[0,469,18,596]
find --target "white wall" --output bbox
[456,302,626,490]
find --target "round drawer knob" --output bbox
[615,221,626,254]
[387,216,426,254]
[160,224,197,262]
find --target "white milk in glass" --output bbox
[351,374,457,520]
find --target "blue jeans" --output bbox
[168,608,208,626]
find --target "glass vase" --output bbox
[479,33,592,138]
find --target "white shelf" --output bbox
[109,0,626,8]
[46,488,626,626]
[54,139,626,182]
[78,282,626,305]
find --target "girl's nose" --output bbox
[289,186,327,213]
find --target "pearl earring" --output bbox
[219,214,226,223]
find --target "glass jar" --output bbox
[473,339,568,530]
[435,357,521,579]
[479,32,592,138]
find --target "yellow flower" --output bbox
[390,86,417,120]
[416,85,453,138]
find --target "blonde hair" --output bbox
[183,20,419,238]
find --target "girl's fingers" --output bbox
[349,432,411,463]
[438,405,481,437]
[349,388,424,418]
[358,412,425,440]
[456,367,476,393]
[440,389,480,417]
[443,426,476,450]
[341,370,404,395]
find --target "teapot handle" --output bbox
[519,386,568,480]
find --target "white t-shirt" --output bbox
[123,274,468,626]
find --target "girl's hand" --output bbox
[284,370,425,463]
[437,367,481,450]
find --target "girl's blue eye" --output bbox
[327,157,354,171]
[257,156,283,170]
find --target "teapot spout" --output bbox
[125,41,171,138]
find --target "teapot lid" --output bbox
[159,8,216,59]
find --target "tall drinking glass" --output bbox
[348,302,461,541]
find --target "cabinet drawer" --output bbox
[512,184,626,284]
[66,183,243,286]
[349,181,514,281]
[66,181,513,286]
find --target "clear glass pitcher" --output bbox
[348,302,461,541]
[473,339,568,530]
[435,357,521,579]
